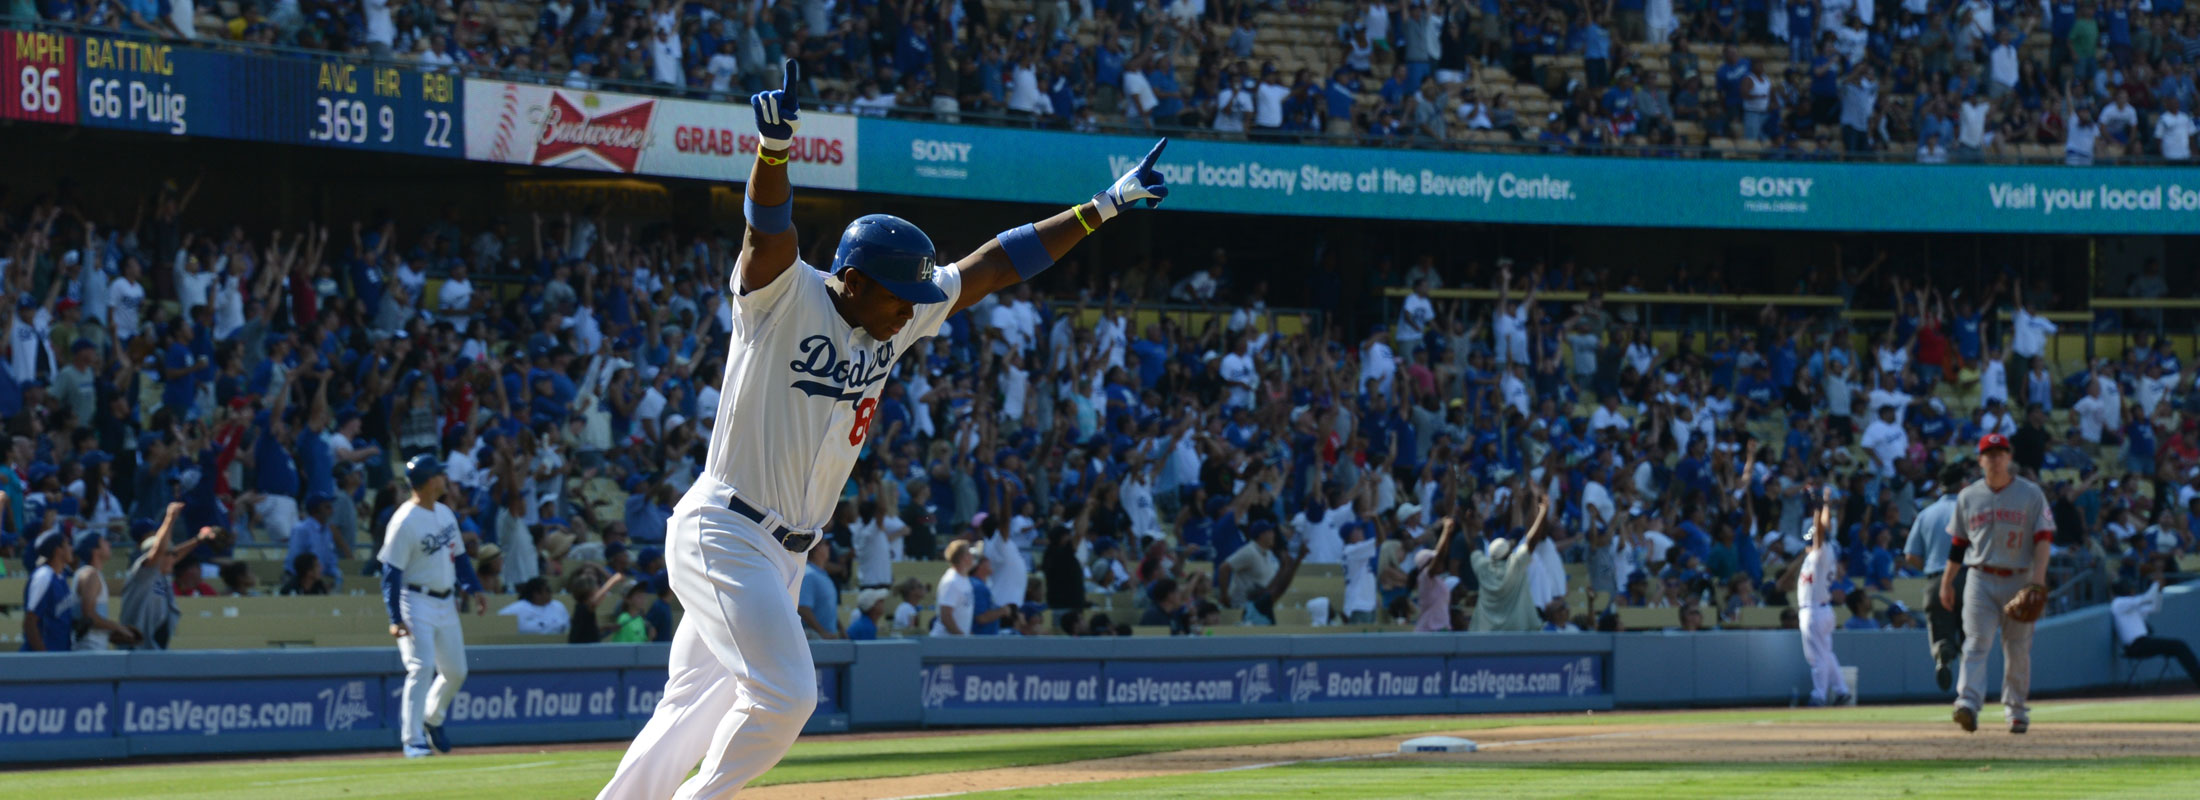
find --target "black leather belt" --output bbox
[407,584,454,599]
[726,494,817,553]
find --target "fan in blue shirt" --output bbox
[894,19,932,79]
[1719,55,1755,111]
[1324,71,1360,121]
[1843,594,1882,629]
[1787,2,1815,59]
[1738,369,1780,418]
[1094,41,1125,88]
[1916,407,1952,445]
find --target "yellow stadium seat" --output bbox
[1733,606,1789,629]
[1617,606,1682,631]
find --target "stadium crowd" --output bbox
[8,0,2200,159]
[5,176,2197,652]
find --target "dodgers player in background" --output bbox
[597,59,1171,798]
[380,454,486,758]
[1942,432,2053,735]
[1793,486,1851,707]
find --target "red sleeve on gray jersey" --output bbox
[2030,482,2056,542]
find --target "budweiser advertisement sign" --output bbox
[464,80,858,190]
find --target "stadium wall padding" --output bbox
[1,582,2189,762]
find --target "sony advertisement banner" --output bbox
[463,79,857,191]
[856,117,2200,234]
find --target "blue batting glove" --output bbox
[1093,138,1170,221]
[752,59,802,150]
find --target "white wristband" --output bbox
[760,136,793,152]
[1091,190,1120,222]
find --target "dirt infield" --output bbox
[746,717,2200,800]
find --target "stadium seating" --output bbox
[1616,606,1682,631]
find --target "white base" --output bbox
[1400,736,1478,753]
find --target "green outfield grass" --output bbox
[14,698,2198,800]
[964,759,2200,800]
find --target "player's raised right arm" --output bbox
[739,59,803,295]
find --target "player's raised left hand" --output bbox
[1093,138,1170,221]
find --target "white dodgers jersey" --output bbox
[707,257,962,530]
[378,500,463,590]
[1799,539,1838,607]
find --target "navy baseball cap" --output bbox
[32,529,66,561]
[831,214,944,304]
[73,530,103,563]
[405,454,445,484]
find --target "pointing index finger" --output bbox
[782,59,801,106]
[1138,138,1169,172]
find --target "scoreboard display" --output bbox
[2,30,77,124]
[295,60,460,157]
[2,29,461,158]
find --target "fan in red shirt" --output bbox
[1914,291,1953,389]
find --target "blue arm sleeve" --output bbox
[454,553,484,595]
[998,224,1056,281]
[380,564,405,626]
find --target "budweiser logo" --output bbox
[534,93,655,172]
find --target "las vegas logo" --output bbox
[532,92,655,172]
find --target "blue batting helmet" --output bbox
[405,454,445,485]
[830,214,944,304]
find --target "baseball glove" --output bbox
[2002,583,2048,623]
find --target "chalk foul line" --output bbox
[249,759,560,786]
[878,726,1728,799]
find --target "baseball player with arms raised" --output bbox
[597,59,1170,799]
[380,454,486,758]
[1941,432,2053,734]
[1790,486,1850,706]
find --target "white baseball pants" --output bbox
[599,477,815,799]
[397,591,468,749]
[1799,604,1848,705]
